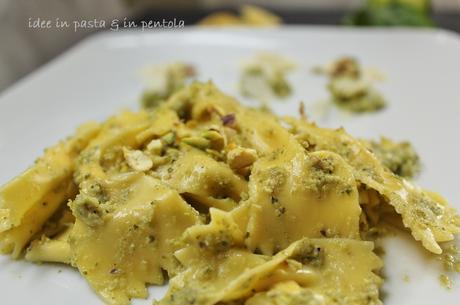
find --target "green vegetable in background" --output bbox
[369,0,430,13]
[344,0,434,27]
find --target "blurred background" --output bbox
[1,0,459,93]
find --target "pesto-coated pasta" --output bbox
[0,82,458,305]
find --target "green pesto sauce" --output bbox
[290,242,325,268]
[140,63,195,109]
[140,91,169,109]
[194,230,234,253]
[331,88,386,113]
[323,57,386,113]
[439,274,452,290]
[240,69,292,100]
[439,244,460,273]
[239,53,294,101]
[70,194,104,227]
[366,137,420,179]
[304,155,348,197]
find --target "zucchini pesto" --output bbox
[0,82,459,305]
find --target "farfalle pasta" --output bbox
[0,82,458,305]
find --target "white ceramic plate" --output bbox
[0,26,459,305]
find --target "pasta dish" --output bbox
[0,82,458,305]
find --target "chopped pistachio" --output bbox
[146,139,163,155]
[221,113,236,127]
[227,147,258,170]
[201,130,221,141]
[70,194,104,227]
[330,57,360,78]
[205,149,224,161]
[182,136,211,150]
[223,127,237,144]
[314,56,360,79]
[161,131,176,146]
[237,165,252,177]
[201,130,225,150]
[206,105,225,117]
[151,155,169,168]
[122,148,153,172]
